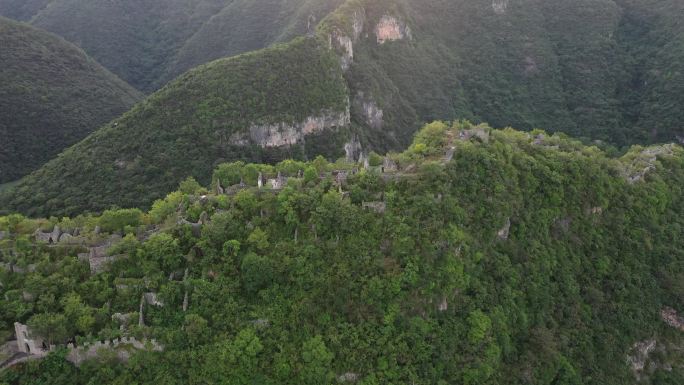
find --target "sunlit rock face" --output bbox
[374,15,411,44]
[230,108,351,148]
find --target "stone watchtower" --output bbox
[15,322,47,356]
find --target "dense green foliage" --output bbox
[2,123,684,384]
[0,0,344,92]
[0,36,350,217]
[0,17,142,183]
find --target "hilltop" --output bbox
[2,123,684,383]
[0,17,142,184]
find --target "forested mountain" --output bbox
[0,0,344,92]
[2,122,684,384]
[3,0,684,217]
[0,17,142,184]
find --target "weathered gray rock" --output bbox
[492,0,509,15]
[627,338,657,379]
[438,297,448,312]
[230,109,350,148]
[497,218,511,240]
[661,307,684,331]
[354,92,383,130]
[382,157,398,172]
[362,202,386,214]
[459,128,490,143]
[50,226,62,244]
[58,233,74,243]
[144,292,163,307]
[344,135,363,162]
[34,229,52,243]
[337,372,360,383]
[445,147,456,162]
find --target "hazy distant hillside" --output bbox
[0,17,142,184]
[0,0,49,21]
[162,0,345,84]
[0,0,344,92]
[27,0,231,92]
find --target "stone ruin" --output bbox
[0,231,7,241]
[138,292,165,327]
[178,212,209,237]
[362,201,386,214]
[0,262,36,274]
[267,172,287,190]
[77,234,125,274]
[14,322,47,358]
[34,225,83,245]
[66,337,163,366]
[459,128,490,143]
[382,157,398,173]
[12,322,162,367]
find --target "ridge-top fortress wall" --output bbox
[12,322,162,366]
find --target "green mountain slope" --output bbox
[2,123,684,384]
[0,17,142,184]
[1,36,349,216]
[4,0,684,216]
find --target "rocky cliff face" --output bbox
[374,15,411,44]
[230,107,351,148]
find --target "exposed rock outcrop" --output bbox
[362,201,386,214]
[627,338,657,379]
[620,144,678,184]
[344,135,363,162]
[334,33,354,71]
[459,128,490,143]
[497,218,511,240]
[359,97,383,129]
[230,108,350,148]
[661,307,684,331]
[329,9,365,71]
[492,0,509,15]
[337,372,360,383]
[375,15,411,44]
